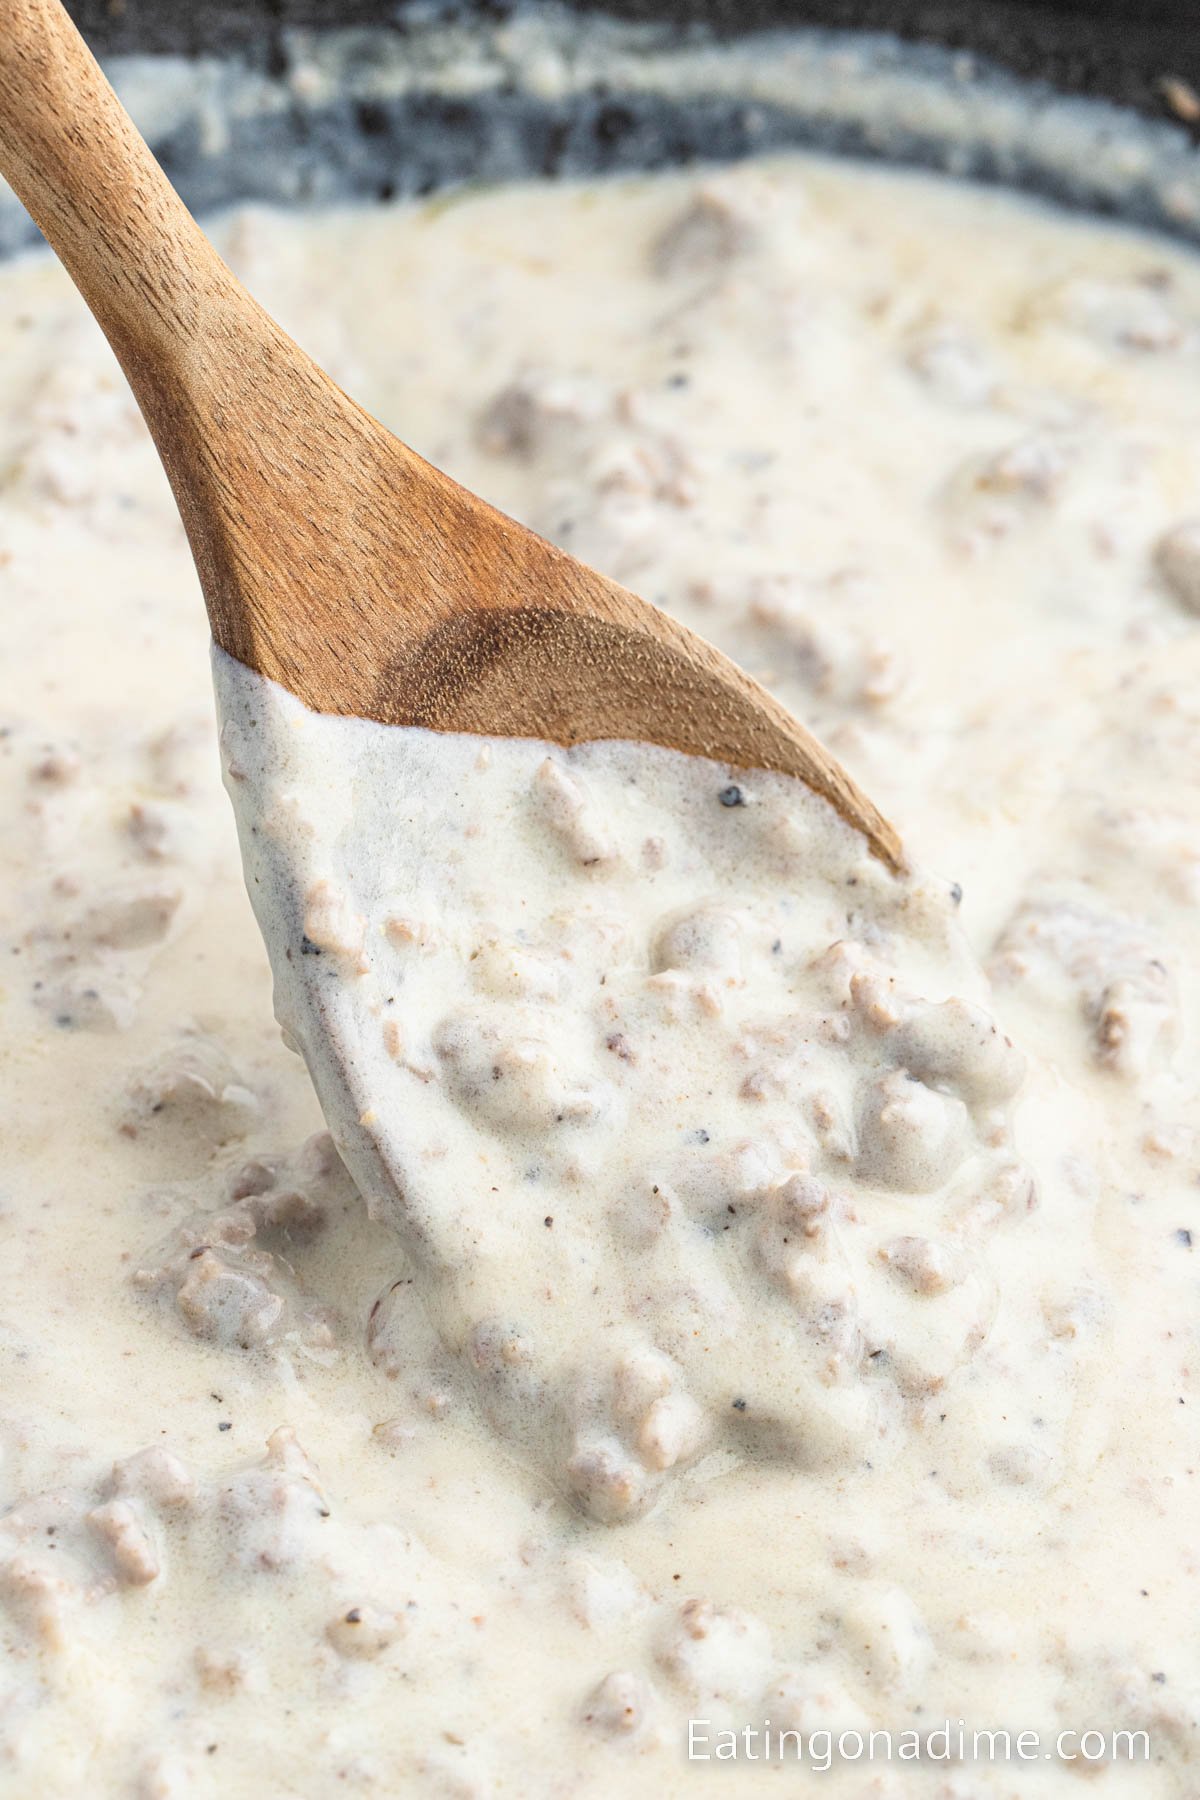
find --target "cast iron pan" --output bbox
[65,0,1200,122]
[11,1,1192,261]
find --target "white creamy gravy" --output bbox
[215,666,1021,1524]
[4,153,1200,1796]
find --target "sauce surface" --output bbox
[4,153,1200,1795]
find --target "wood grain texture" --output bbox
[0,0,904,870]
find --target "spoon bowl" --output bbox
[0,0,903,872]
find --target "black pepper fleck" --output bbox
[718,784,744,808]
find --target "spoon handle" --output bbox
[0,0,326,667]
[0,0,240,372]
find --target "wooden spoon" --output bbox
[0,0,902,871]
